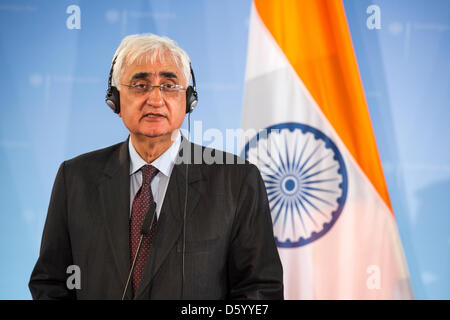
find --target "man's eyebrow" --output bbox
[130,71,178,80]
[159,71,178,79]
[130,72,151,80]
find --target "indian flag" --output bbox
[241,0,413,299]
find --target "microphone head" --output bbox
[141,201,157,235]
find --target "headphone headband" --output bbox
[107,56,117,89]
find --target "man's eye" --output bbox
[162,84,180,92]
[133,83,147,89]
[129,81,148,89]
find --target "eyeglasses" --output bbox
[120,80,186,96]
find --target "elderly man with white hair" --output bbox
[29,33,283,300]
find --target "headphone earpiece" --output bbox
[105,56,120,114]
[106,85,120,114]
[185,65,198,114]
[186,86,198,114]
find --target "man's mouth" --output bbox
[143,113,166,119]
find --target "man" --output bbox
[29,34,283,299]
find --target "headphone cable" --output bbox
[181,111,190,299]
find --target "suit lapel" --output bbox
[135,138,204,299]
[97,139,132,299]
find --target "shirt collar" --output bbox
[128,131,181,177]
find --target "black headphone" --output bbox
[105,56,198,114]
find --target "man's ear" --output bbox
[117,95,122,117]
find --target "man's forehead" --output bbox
[122,53,183,79]
[127,51,179,68]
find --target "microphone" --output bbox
[121,201,157,300]
[140,201,156,236]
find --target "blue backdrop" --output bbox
[0,0,449,299]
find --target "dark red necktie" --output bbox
[130,164,158,294]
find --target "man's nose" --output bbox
[145,86,164,106]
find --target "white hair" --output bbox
[111,33,191,89]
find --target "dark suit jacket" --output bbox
[29,137,283,299]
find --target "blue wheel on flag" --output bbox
[242,122,348,247]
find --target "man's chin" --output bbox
[137,129,172,139]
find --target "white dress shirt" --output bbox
[128,131,181,219]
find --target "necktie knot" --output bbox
[141,165,158,186]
